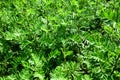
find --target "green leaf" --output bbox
[64,51,73,59]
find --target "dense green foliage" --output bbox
[0,0,120,80]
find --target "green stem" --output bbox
[110,54,120,76]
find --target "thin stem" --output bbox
[110,54,120,76]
